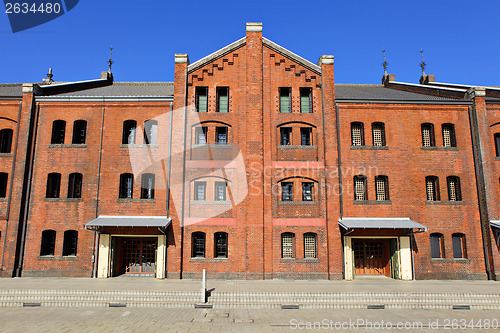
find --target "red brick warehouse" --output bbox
[0,22,499,280]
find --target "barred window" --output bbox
[281,182,293,201]
[119,173,133,198]
[452,233,466,259]
[214,232,228,258]
[302,182,314,201]
[62,230,78,256]
[354,175,367,201]
[300,88,312,113]
[442,124,456,147]
[281,232,295,258]
[375,175,389,201]
[421,123,435,147]
[216,87,229,113]
[195,87,208,113]
[122,120,137,144]
[192,232,205,258]
[40,230,56,256]
[72,120,87,144]
[447,176,461,201]
[195,127,208,145]
[426,176,440,201]
[372,122,386,146]
[303,233,317,258]
[0,128,13,153]
[430,233,444,259]
[280,127,292,145]
[194,181,206,201]
[279,87,291,113]
[351,122,364,146]
[51,120,66,144]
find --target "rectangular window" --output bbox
[141,174,155,199]
[447,176,461,201]
[216,127,228,144]
[375,176,389,201]
[280,127,292,145]
[279,88,291,113]
[300,128,312,146]
[422,123,435,147]
[302,182,314,201]
[351,122,364,146]
[372,123,386,146]
[354,176,366,201]
[495,134,500,157]
[300,88,312,113]
[194,181,206,201]
[195,87,208,113]
[215,181,227,201]
[452,234,466,259]
[442,124,456,147]
[216,87,229,113]
[215,232,228,258]
[430,234,444,259]
[281,233,294,258]
[281,182,293,201]
[195,127,208,145]
[426,176,440,201]
[304,233,317,258]
[192,233,205,258]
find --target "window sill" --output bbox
[279,258,320,263]
[425,200,465,205]
[278,145,317,150]
[190,200,231,205]
[353,200,392,205]
[48,144,87,148]
[116,198,156,203]
[0,198,7,202]
[120,144,159,148]
[421,147,458,151]
[0,153,13,157]
[192,144,232,149]
[430,258,470,263]
[278,201,318,205]
[37,256,79,261]
[350,145,388,150]
[43,198,83,202]
[189,257,230,263]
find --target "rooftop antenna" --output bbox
[420,48,426,76]
[382,49,388,75]
[107,46,114,73]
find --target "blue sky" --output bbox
[1,0,500,85]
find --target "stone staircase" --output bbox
[0,289,499,310]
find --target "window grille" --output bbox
[447,176,461,201]
[421,123,435,147]
[375,176,388,201]
[354,176,366,200]
[426,176,439,201]
[372,123,385,146]
[442,124,456,147]
[304,233,317,258]
[281,233,294,258]
[351,123,364,146]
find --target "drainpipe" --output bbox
[164,103,173,278]
[91,102,105,278]
[335,104,345,279]
[1,102,22,274]
[14,101,40,277]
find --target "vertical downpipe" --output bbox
[92,102,105,278]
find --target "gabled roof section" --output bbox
[262,37,321,75]
[188,37,246,73]
[47,82,174,97]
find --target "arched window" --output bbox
[354,175,367,201]
[72,120,87,144]
[304,233,317,258]
[430,233,444,259]
[375,175,389,201]
[442,123,456,147]
[351,122,364,146]
[421,123,435,147]
[452,233,466,259]
[67,173,82,198]
[141,173,155,199]
[51,120,66,144]
[281,232,295,258]
[214,232,228,258]
[372,122,386,147]
[0,173,7,198]
[144,119,158,145]
[46,173,61,198]
[447,176,461,201]
[62,230,78,256]
[40,230,56,256]
[425,176,440,201]
[192,232,206,258]
[119,173,133,198]
[122,120,137,144]
[0,129,13,153]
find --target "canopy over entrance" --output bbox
[85,215,171,232]
[338,217,428,234]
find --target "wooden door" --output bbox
[122,238,157,275]
[353,239,387,275]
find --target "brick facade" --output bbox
[0,23,499,280]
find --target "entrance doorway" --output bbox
[111,237,158,276]
[352,239,390,276]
